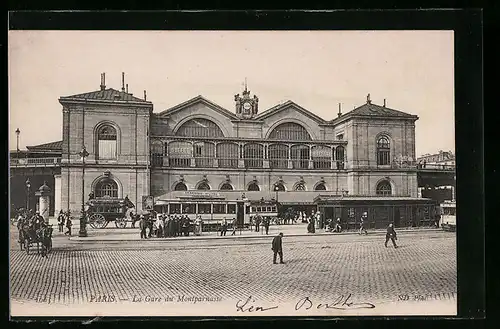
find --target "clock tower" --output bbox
[234,79,259,119]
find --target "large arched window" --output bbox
[248,183,260,191]
[312,146,331,169]
[194,142,215,168]
[217,143,239,168]
[290,145,310,169]
[174,182,188,191]
[376,180,392,195]
[197,182,211,190]
[269,122,312,140]
[169,141,192,168]
[97,125,117,159]
[314,183,327,191]
[269,144,289,169]
[243,143,264,168]
[176,118,224,137]
[95,178,118,198]
[377,136,391,165]
[220,183,233,191]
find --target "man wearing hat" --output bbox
[139,214,148,239]
[271,232,285,264]
[385,223,398,248]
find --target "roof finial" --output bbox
[121,72,125,92]
[383,98,386,107]
[126,84,129,93]
[367,93,371,104]
[144,90,147,101]
[244,77,248,92]
[338,103,342,117]
[100,73,106,91]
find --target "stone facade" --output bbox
[58,81,419,214]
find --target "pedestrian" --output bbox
[165,215,171,237]
[220,217,227,236]
[64,216,72,236]
[130,210,136,228]
[147,214,154,238]
[255,213,261,232]
[359,212,368,235]
[263,217,270,235]
[156,214,163,238]
[335,218,342,233]
[139,215,147,239]
[231,218,237,236]
[57,210,65,233]
[271,232,284,264]
[385,223,398,248]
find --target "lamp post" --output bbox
[25,178,31,211]
[78,146,90,237]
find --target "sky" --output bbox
[8,30,454,156]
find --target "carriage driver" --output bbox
[33,211,45,230]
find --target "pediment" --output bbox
[256,101,326,124]
[157,95,238,120]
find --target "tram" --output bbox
[153,193,251,231]
[440,200,456,231]
[248,198,280,223]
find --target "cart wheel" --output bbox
[89,214,107,229]
[115,218,127,229]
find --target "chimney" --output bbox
[121,72,125,92]
[100,73,106,91]
[126,84,129,93]
[338,103,342,117]
[367,93,371,104]
[144,90,147,101]
[383,99,386,107]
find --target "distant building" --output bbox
[417,150,455,166]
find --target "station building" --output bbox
[30,73,436,227]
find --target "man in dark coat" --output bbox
[263,217,270,235]
[139,215,147,239]
[271,232,284,264]
[385,223,398,248]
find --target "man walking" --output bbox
[272,232,284,264]
[385,223,398,248]
[263,217,270,235]
[139,215,148,239]
[359,212,368,235]
[220,217,228,236]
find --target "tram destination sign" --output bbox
[178,191,226,199]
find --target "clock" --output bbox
[243,102,252,111]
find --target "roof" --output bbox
[256,100,326,124]
[330,101,418,123]
[59,88,152,104]
[158,95,239,120]
[26,140,63,151]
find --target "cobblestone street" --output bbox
[10,226,457,316]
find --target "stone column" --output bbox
[35,181,51,222]
[54,174,62,215]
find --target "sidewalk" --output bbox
[68,223,444,242]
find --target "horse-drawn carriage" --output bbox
[86,197,136,229]
[18,221,53,256]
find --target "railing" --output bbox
[10,157,61,167]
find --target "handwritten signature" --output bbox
[236,296,279,312]
[295,294,376,310]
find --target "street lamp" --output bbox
[25,178,31,211]
[78,146,90,237]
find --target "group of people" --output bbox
[132,211,195,239]
[250,214,271,234]
[56,210,73,236]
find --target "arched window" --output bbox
[174,182,187,191]
[376,180,392,195]
[95,178,118,198]
[315,183,327,191]
[194,142,215,168]
[269,144,289,169]
[176,118,224,137]
[169,141,192,168]
[274,183,285,191]
[248,183,260,191]
[377,136,391,165]
[217,143,239,168]
[243,143,264,168]
[294,182,306,191]
[197,182,211,190]
[290,145,310,169]
[97,125,117,159]
[312,146,331,169]
[335,146,345,169]
[220,183,233,190]
[269,122,312,141]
